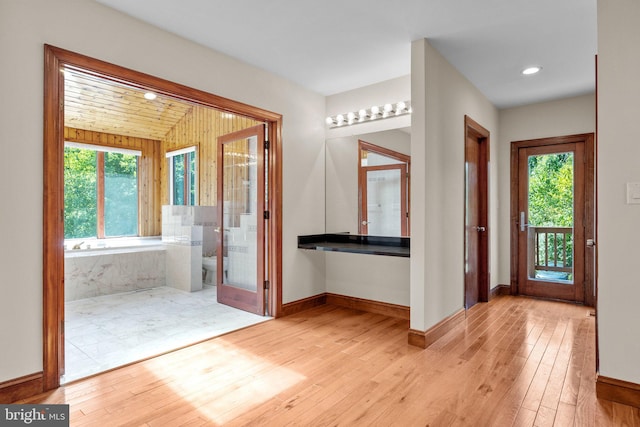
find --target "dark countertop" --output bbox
[298,233,410,257]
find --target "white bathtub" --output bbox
[64,237,166,301]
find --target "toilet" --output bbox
[203,256,229,284]
[202,256,217,285]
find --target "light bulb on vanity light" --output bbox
[382,103,393,118]
[336,114,345,125]
[370,105,380,118]
[325,116,334,125]
[396,101,406,114]
[347,112,356,124]
[358,109,367,122]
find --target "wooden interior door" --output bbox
[464,116,490,309]
[516,141,585,303]
[217,125,266,315]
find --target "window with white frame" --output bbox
[166,146,197,205]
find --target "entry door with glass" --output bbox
[517,142,585,303]
[217,124,266,315]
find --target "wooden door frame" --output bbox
[359,163,408,236]
[357,140,411,236]
[510,133,595,306]
[43,45,283,391]
[464,115,490,306]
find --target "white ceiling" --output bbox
[95,0,596,109]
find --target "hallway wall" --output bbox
[597,0,640,385]
[410,39,499,332]
[497,94,596,286]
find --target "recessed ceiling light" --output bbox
[522,66,542,76]
[144,92,157,100]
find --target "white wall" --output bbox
[597,0,640,384]
[326,76,411,139]
[497,94,596,286]
[0,0,325,382]
[326,253,410,306]
[410,39,499,332]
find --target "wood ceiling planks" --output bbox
[63,69,192,140]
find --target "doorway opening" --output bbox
[464,116,490,309]
[44,45,283,389]
[510,134,595,306]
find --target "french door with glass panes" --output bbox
[217,124,267,315]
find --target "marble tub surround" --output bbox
[162,205,217,292]
[64,236,163,251]
[64,246,166,301]
[63,286,270,383]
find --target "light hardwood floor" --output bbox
[22,296,640,426]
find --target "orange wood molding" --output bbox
[407,329,427,348]
[325,293,410,320]
[0,372,43,404]
[281,293,410,320]
[408,309,466,349]
[281,294,327,317]
[490,285,511,300]
[596,375,640,408]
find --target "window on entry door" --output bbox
[527,152,574,283]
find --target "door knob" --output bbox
[361,221,370,225]
[586,239,596,247]
[475,226,486,232]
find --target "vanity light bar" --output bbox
[325,101,412,128]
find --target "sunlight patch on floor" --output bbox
[143,338,306,424]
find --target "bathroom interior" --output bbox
[61,67,269,383]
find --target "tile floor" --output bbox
[63,285,270,383]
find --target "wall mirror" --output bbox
[326,128,411,236]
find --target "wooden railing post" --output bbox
[530,226,573,277]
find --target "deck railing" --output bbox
[528,226,573,278]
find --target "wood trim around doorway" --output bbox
[43,44,283,392]
[357,140,411,237]
[464,115,490,306]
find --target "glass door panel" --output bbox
[526,152,574,283]
[217,125,265,315]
